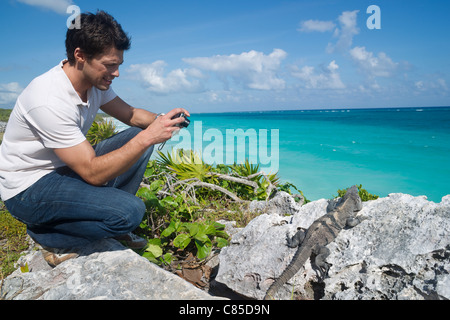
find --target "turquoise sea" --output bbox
[115,107,450,202]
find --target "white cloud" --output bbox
[183,49,287,90]
[0,82,23,105]
[349,46,398,78]
[298,20,336,33]
[127,61,203,94]
[16,0,73,15]
[327,10,360,53]
[202,90,243,104]
[291,60,345,90]
[415,78,448,93]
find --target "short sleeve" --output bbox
[101,87,117,106]
[24,105,86,149]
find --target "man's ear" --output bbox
[73,48,87,64]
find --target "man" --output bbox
[0,11,189,267]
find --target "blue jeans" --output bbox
[5,127,153,249]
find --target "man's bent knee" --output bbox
[128,196,146,230]
[105,195,145,235]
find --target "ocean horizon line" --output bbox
[190,105,450,115]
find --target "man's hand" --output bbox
[139,108,190,146]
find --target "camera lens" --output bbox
[172,113,190,128]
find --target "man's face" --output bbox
[83,47,124,91]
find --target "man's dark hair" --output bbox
[66,10,131,64]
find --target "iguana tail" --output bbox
[264,245,311,300]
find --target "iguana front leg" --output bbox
[287,228,306,248]
[346,216,367,228]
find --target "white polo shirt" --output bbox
[0,61,117,201]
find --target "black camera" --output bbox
[172,112,190,128]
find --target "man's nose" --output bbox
[112,67,120,78]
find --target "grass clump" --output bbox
[0,205,29,280]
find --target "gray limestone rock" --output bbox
[248,191,304,215]
[1,239,222,300]
[215,198,329,300]
[215,193,450,300]
[323,193,450,300]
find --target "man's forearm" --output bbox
[129,107,157,129]
[84,134,151,186]
[54,132,154,187]
[100,96,157,129]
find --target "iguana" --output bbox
[264,185,363,300]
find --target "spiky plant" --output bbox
[86,119,118,146]
[156,149,212,181]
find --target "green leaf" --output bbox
[142,252,159,264]
[161,252,173,265]
[146,243,163,258]
[204,224,216,235]
[195,239,212,260]
[161,221,176,237]
[149,180,164,192]
[139,221,148,229]
[148,238,161,246]
[136,187,155,200]
[175,194,185,204]
[194,231,210,243]
[213,222,226,230]
[185,222,199,237]
[215,230,229,239]
[216,237,229,248]
[160,196,178,208]
[174,220,184,232]
[144,167,154,177]
[173,233,191,249]
[20,263,29,273]
[196,223,216,237]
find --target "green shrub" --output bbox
[86,118,118,145]
[136,149,309,267]
[335,184,379,201]
[0,108,12,122]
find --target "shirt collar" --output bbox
[58,60,90,108]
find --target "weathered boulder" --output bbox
[214,196,328,300]
[1,238,222,300]
[214,193,450,300]
[248,191,304,215]
[323,193,450,300]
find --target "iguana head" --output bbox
[343,185,363,212]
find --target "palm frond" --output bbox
[156,149,212,181]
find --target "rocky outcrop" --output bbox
[1,239,222,300]
[3,191,449,300]
[323,193,450,300]
[214,192,450,300]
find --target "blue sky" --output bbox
[0,0,449,113]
